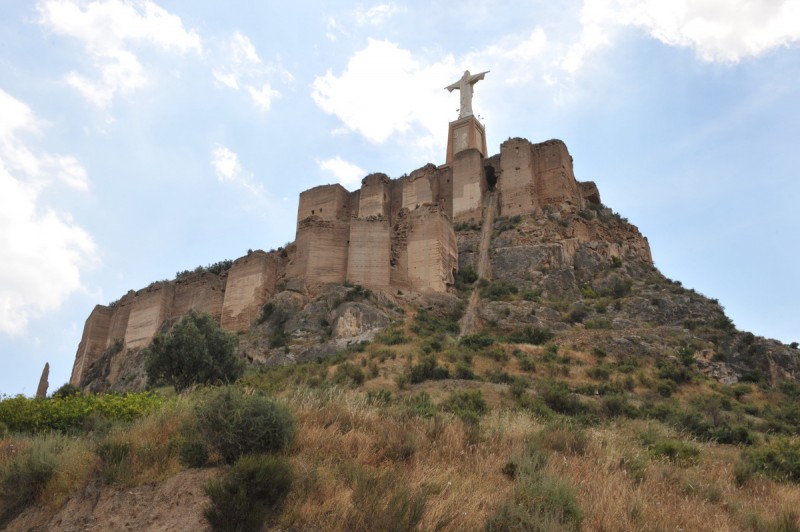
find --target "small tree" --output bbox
[145,311,243,392]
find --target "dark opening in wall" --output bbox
[485,165,497,191]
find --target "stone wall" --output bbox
[172,273,225,322]
[347,218,391,288]
[220,252,279,332]
[406,205,458,292]
[498,138,585,216]
[293,218,350,288]
[70,305,113,387]
[125,283,175,349]
[452,148,486,222]
[296,184,351,226]
[359,173,390,217]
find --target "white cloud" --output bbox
[312,39,457,150]
[0,89,97,335]
[563,0,800,72]
[318,157,365,187]
[620,0,800,62]
[211,145,242,183]
[354,3,402,26]
[37,0,202,107]
[210,144,272,203]
[211,31,292,111]
[247,84,281,112]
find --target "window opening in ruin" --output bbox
[312,210,315,214]
[485,166,497,191]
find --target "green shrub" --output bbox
[454,266,478,290]
[506,327,553,345]
[649,439,700,465]
[180,441,210,468]
[486,440,583,531]
[333,363,365,387]
[407,355,450,384]
[376,327,409,345]
[460,334,495,350]
[204,454,293,532]
[145,310,244,392]
[403,392,437,418]
[440,390,488,423]
[196,387,296,464]
[537,380,587,416]
[0,392,165,434]
[50,383,81,398]
[480,280,518,301]
[742,439,800,483]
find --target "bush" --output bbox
[508,327,554,346]
[196,387,296,464]
[480,280,519,301]
[486,440,583,531]
[407,355,450,384]
[51,383,81,398]
[0,392,165,434]
[649,439,701,465]
[333,363,365,387]
[440,390,488,422]
[742,439,800,483]
[204,454,293,531]
[145,311,244,392]
[460,334,494,350]
[538,380,587,416]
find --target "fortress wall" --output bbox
[221,252,278,332]
[171,273,225,322]
[124,284,175,349]
[106,295,133,346]
[296,184,351,228]
[294,218,350,287]
[452,148,486,222]
[70,305,113,385]
[406,206,458,292]
[348,189,361,219]
[435,165,454,221]
[532,140,582,207]
[389,208,411,289]
[347,218,391,288]
[498,138,536,217]
[402,165,437,212]
[359,173,391,218]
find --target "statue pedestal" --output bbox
[446,116,487,165]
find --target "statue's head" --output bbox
[462,70,471,79]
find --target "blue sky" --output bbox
[1,0,798,396]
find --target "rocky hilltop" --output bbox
[70,135,798,392]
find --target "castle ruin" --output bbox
[70,74,617,387]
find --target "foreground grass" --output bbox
[2,317,800,529]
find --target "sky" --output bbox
[1,0,798,396]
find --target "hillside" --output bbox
[2,135,800,530]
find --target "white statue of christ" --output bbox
[445,70,489,119]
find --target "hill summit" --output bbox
[70,127,796,392]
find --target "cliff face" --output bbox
[72,136,797,392]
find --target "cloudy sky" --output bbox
[1,0,798,396]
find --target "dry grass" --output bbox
[265,386,800,531]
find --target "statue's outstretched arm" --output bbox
[445,81,460,92]
[469,71,489,85]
